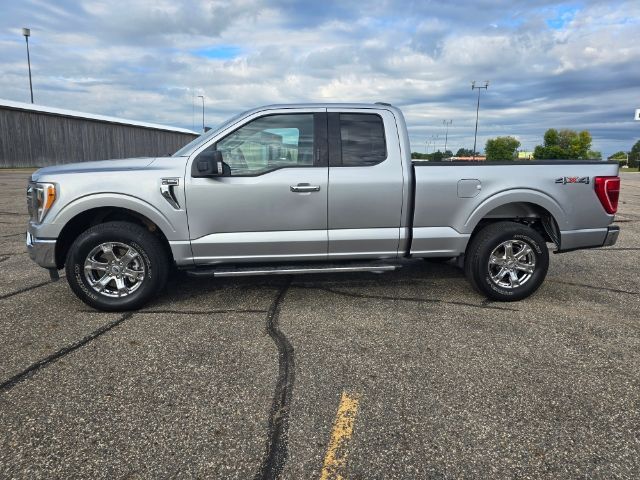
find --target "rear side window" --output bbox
[339,114,387,166]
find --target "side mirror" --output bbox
[191,150,230,177]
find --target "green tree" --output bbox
[609,151,628,159]
[534,128,593,159]
[485,136,521,161]
[455,148,477,157]
[544,128,559,147]
[432,150,444,162]
[629,140,640,168]
[608,151,627,166]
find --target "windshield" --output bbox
[172,109,251,156]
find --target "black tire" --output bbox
[464,221,549,301]
[65,221,169,311]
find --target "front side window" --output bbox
[340,114,387,166]
[213,114,315,176]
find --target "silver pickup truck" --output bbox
[26,103,620,311]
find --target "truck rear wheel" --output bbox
[65,221,169,311]
[464,221,549,301]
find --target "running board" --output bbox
[186,263,399,278]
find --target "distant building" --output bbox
[517,151,535,160]
[0,99,198,168]
[448,156,487,161]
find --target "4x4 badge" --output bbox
[555,176,590,185]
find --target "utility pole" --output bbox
[197,95,205,132]
[431,135,439,154]
[424,139,429,154]
[442,120,452,153]
[471,80,489,160]
[22,28,33,103]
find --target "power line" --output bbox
[22,28,33,103]
[442,120,452,152]
[471,80,489,160]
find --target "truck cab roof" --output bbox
[173,102,404,157]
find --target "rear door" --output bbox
[327,109,405,259]
[185,110,329,264]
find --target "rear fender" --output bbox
[463,189,568,234]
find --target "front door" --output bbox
[186,111,329,264]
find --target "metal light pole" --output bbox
[471,81,489,160]
[22,28,33,103]
[443,120,452,153]
[431,135,439,153]
[424,139,429,154]
[197,95,205,132]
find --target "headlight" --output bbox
[28,182,57,223]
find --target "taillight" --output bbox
[594,176,620,214]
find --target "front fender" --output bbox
[36,193,179,240]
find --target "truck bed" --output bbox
[409,160,618,255]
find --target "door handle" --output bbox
[290,184,320,193]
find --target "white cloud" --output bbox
[0,0,638,155]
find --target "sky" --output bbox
[1,0,639,156]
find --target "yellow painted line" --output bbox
[320,392,361,480]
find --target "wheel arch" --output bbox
[464,190,566,249]
[55,206,174,268]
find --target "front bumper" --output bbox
[26,231,57,268]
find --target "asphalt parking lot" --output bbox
[1,170,639,479]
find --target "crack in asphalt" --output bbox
[294,284,520,312]
[594,247,640,251]
[254,278,294,480]
[0,280,58,301]
[0,312,134,394]
[548,279,638,296]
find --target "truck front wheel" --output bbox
[65,221,169,311]
[464,221,549,301]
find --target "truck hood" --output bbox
[32,157,158,181]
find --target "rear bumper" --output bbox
[556,225,619,253]
[26,231,57,268]
[601,225,619,247]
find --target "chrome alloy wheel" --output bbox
[83,242,146,298]
[487,239,536,289]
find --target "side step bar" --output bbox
[186,263,399,278]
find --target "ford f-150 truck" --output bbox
[26,103,620,311]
